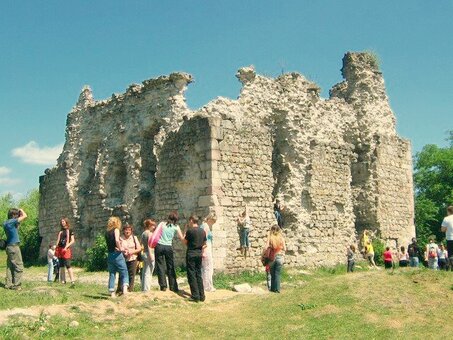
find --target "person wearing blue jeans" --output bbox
[270,254,284,293]
[266,225,286,293]
[3,208,27,290]
[105,216,129,297]
[237,206,252,257]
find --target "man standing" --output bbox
[441,205,453,270]
[184,215,206,302]
[407,237,421,268]
[3,208,27,290]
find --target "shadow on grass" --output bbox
[82,294,110,300]
[176,289,192,299]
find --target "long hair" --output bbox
[269,225,284,249]
[143,219,156,231]
[204,212,217,223]
[60,217,70,229]
[107,216,122,231]
[167,211,179,225]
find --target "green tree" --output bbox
[0,189,41,265]
[413,135,453,244]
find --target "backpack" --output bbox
[428,245,437,259]
[408,244,416,257]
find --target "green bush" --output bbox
[372,238,385,266]
[85,233,108,272]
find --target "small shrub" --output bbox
[372,238,385,266]
[85,233,108,272]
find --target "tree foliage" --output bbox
[413,136,453,244]
[85,233,108,272]
[0,189,42,265]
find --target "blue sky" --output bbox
[1,1,452,198]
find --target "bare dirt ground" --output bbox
[0,269,267,326]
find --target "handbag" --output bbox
[0,239,7,250]
[261,246,275,266]
[56,229,72,259]
[148,222,165,248]
[133,235,143,262]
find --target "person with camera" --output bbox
[3,208,27,290]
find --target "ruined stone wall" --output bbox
[375,136,415,247]
[215,121,274,271]
[39,52,415,271]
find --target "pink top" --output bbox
[120,235,140,262]
[383,250,393,262]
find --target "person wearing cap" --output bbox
[441,205,453,270]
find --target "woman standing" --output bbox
[116,224,141,293]
[155,211,184,292]
[266,225,286,293]
[105,216,129,298]
[55,217,76,286]
[200,213,216,292]
[141,219,156,292]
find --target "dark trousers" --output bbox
[347,260,355,272]
[155,244,178,292]
[117,260,137,292]
[186,251,204,301]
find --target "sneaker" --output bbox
[70,282,75,289]
[110,292,117,298]
[10,285,22,291]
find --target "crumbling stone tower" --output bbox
[39,52,415,271]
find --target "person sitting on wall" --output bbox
[273,199,284,228]
[360,230,370,258]
[237,205,252,258]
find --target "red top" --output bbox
[383,250,393,262]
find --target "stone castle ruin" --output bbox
[39,52,415,271]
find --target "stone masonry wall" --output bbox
[39,52,415,271]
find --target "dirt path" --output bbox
[0,270,268,326]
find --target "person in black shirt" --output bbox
[184,215,207,302]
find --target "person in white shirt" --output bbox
[440,205,453,270]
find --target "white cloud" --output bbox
[0,167,11,176]
[0,177,21,186]
[11,141,63,166]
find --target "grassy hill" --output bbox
[0,251,451,339]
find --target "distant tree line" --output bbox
[413,131,453,245]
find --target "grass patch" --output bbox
[0,252,452,338]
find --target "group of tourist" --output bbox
[105,211,217,301]
[347,206,453,272]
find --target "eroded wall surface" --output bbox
[39,52,415,271]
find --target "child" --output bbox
[437,244,448,270]
[383,246,393,269]
[47,244,57,282]
[347,245,356,273]
[398,246,409,267]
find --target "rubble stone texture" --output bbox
[39,52,415,271]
